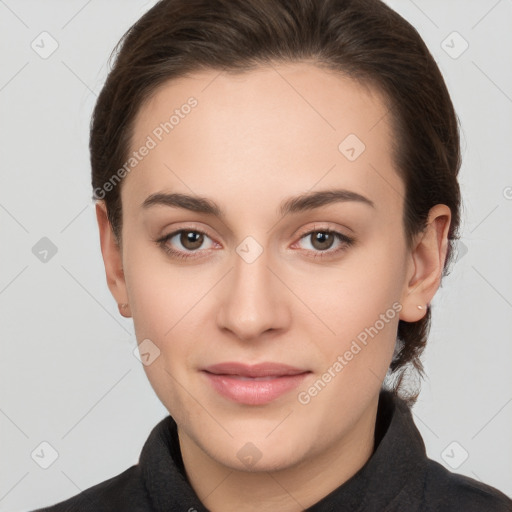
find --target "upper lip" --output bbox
[203,362,309,378]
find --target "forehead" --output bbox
[124,62,403,216]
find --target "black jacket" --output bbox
[33,390,512,511]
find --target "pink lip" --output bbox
[202,362,310,405]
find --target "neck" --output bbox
[178,395,380,512]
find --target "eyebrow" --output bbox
[142,188,375,218]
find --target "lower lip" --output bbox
[203,372,309,405]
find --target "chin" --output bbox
[199,422,310,472]
[220,443,305,474]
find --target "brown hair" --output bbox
[90,0,462,405]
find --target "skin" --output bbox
[96,62,451,511]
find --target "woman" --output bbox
[34,0,512,510]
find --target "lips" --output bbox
[202,362,310,405]
[204,362,308,378]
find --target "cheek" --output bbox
[298,242,405,377]
[306,247,403,328]
[122,239,222,382]
[122,245,203,418]
[123,237,207,339]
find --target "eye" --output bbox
[294,227,355,259]
[157,228,217,260]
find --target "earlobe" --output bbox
[118,302,132,318]
[95,202,131,317]
[399,204,451,322]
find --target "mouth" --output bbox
[201,362,311,405]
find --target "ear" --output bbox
[96,201,131,318]
[399,204,452,322]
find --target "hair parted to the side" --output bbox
[90,0,462,406]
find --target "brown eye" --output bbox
[295,228,355,259]
[157,228,216,260]
[179,230,205,250]
[309,231,336,251]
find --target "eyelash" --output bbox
[156,227,355,262]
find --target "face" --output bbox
[105,63,427,472]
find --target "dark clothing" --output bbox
[33,390,512,511]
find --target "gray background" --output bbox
[1,0,511,510]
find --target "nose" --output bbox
[216,244,291,343]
